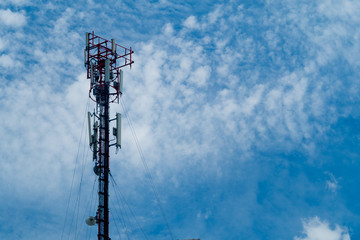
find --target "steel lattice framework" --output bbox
[85,32,133,240]
[85,32,133,103]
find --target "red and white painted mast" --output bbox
[84,32,134,240]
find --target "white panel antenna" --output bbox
[116,113,121,148]
[111,38,116,54]
[93,121,98,160]
[88,112,92,146]
[84,32,89,67]
[90,62,94,87]
[105,59,110,84]
[119,69,123,95]
[85,32,89,47]
[84,49,87,67]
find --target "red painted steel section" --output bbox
[85,32,134,103]
[86,32,133,77]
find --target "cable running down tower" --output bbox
[84,31,134,240]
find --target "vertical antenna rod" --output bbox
[84,32,134,240]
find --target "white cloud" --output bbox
[0,72,89,200]
[0,1,357,201]
[183,15,200,29]
[0,54,21,68]
[53,8,75,34]
[318,0,360,21]
[207,5,223,24]
[326,172,339,193]
[189,65,211,87]
[0,9,26,27]
[295,217,350,240]
[0,5,88,210]
[163,22,174,36]
[0,37,7,51]
[241,84,264,116]
[114,0,360,174]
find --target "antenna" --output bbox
[88,112,92,146]
[111,38,116,54]
[104,59,110,84]
[119,69,123,95]
[84,32,89,67]
[116,113,121,148]
[84,32,133,240]
[93,121,98,161]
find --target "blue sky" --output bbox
[0,0,359,239]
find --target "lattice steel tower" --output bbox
[84,32,134,240]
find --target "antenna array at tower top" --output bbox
[84,32,134,79]
[84,32,133,103]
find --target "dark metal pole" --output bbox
[97,83,110,240]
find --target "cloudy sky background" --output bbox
[0,0,359,239]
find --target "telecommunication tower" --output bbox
[84,32,134,240]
